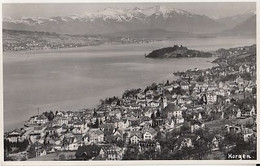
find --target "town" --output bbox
[3,29,154,52]
[4,44,256,161]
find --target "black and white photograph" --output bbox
[2,1,257,162]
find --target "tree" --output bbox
[181,121,190,132]
[123,146,139,160]
[93,110,97,117]
[59,154,66,160]
[193,138,209,159]
[196,76,204,82]
[165,80,170,86]
[156,131,165,143]
[156,110,161,118]
[157,147,171,159]
[151,112,155,120]
[4,139,11,152]
[47,111,54,121]
[252,86,256,94]
[94,119,99,128]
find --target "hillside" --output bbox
[3,29,108,51]
[222,15,256,36]
[213,44,256,65]
[145,45,212,59]
[3,29,157,52]
[108,29,190,39]
[215,11,255,29]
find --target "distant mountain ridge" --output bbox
[222,15,256,36]
[3,5,224,35]
[3,5,256,36]
[215,11,255,29]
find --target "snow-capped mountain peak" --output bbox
[80,5,194,21]
[144,5,193,17]
[2,5,226,35]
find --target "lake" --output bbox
[3,36,256,131]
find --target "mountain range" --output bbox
[3,5,256,36]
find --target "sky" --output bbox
[2,2,256,19]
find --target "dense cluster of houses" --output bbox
[5,45,257,160]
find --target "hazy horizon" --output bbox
[3,2,256,19]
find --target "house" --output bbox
[129,121,141,131]
[245,86,253,93]
[87,129,104,144]
[140,116,153,126]
[211,135,224,151]
[29,133,41,144]
[195,82,208,92]
[165,118,175,129]
[28,115,48,125]
[242,127,254,142]
[164,85,173,92]
[108,110,121,119]
[143,108,156,118]
[103,130,123,144]
[137,101,147,108]
[164,104,182,119]
[53,138,61,146]
[6,129,23,143]
[225,124,241,134]
[129,131,142,144]
[100,123,115,132]
[74,121,84,129]
[137,92,146,100]
[138,140,157,152]
[113,130,123,141]
[250,106,256,116]
[148,101,160,108]
[207,83,218,92]
[146,90,154,96]
[36,149,47,157]
[117,119,130,130]
[178,138,194,150]
[207,93,217,104]
[145,94,154,103]
[142,127,157,141]
[69,141,81,151]
[58,116,69,126]
[98,145,123,160]
[33,126,46,137]
[190,120,205,133]
[129,104,141,110]
[28,142,45,158]
[71,127,82,134]
[175,116,185,124]
[36,115,49,125]
[53,125,63,135]
[181,82,189,90]
[236,108,242,118]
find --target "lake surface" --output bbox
[3,36,256,131]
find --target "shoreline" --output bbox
[3,35,256,54]
[4,44,256,161]
[3,43,255,132]
[4,57,217,133]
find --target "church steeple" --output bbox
[162,95,168,109]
